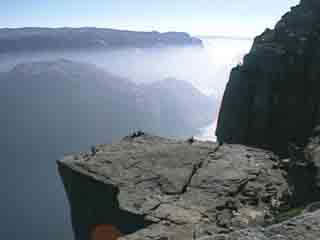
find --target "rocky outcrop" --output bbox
[285,127,320,206]
[0,28,202,53]
[212,208,320,240]
[56,2,320,239]
[216,0,320,155]
[211,1,320,237]
[58,134,289,240]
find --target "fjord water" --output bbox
[195,37,253,141]
[0,37,252,240]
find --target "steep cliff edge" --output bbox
[216,0,320,155]
[56,1,320,239]
[58,134,289,240]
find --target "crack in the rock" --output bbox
[146,202,163,214]
[183,144,222,194]
[163,144,222,196]
[152,216,187,226]
[124,160,143,170]
[135,176,161,185]
[181,160,205,194]
[183,145,222,193]
[228,178,250,197]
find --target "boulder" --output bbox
[58,134,289,240]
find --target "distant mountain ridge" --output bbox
[0,27,202,53]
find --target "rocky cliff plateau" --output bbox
[58,134,293,239]
[58,0,320,239]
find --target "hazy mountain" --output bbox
[0,59,214,141]
[142,78,215,136]
[0,59,215,240]
[0,27,202,53]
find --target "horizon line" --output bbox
[0,26,254,40]
[198,35,254,41]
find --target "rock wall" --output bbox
[216,0,320,155]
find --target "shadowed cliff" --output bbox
[216,0,320,207]
[216,0,320,156]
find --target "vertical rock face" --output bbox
[216,0,320,155]
[58,158,153,240]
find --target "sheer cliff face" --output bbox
[216,0,320,155]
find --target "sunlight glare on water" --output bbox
[195,37,253,142]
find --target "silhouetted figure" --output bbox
[130,130,145,139]
[187,137,195,144]
[91,146,97,156]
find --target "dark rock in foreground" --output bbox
[58,134,289,240]
[286,127,320,206]
[216,0,320,155]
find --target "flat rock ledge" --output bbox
[57,134,289,240]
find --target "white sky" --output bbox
[2,0,301,37]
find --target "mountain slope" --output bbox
[141,78,215,136]
[0,27,202,53]
[0,59,216,149]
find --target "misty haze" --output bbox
[1,1,302,240]
[0,28,252,240]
